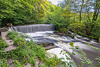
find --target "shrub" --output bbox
[68,23,86,35]
[0,37,8,50]
[28,57,36,66]
[7,31,19,39]
[33,45,46,61]
[45,55,61,66]
[91,23,100,39]
[0,59,9,67]
[13,37,27,46]
[39,64,48,67]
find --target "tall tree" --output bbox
[92,0,100,23]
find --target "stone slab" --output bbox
[4,46,17,52]
[26,63,31,67]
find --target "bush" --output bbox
[68,23,86,36]
[45,55,61,66]
[7,31,19,39]
[0,37,8,50]
[28,57,36,66]
[39,64,48,67]
[0,59,9,67]
[13,37,27,46]
[91,23,100,39]
[68,23,85,33]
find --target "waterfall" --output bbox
[13,24,54,33]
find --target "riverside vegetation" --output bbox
[0,31,62,67]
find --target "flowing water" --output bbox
[13,24,100,67]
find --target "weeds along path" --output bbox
[1,31,40,67]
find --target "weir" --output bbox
[13,24,54,33]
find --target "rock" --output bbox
[26,63,31,67]
[34,58,39,67]
[7,59,13,64]
[9,64,15,67]
[5,40,14,46]
[4,46,17,52]
[37,42,54,47]
[1,32,8,40]
[45,45,57,50]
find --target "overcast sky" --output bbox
[48,0,60,5]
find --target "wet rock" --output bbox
[37,42,54,47]
[45,45,57,50]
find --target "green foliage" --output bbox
[91,22,100,39]
[68,23,86,34]
[39,64,47,67]
[95,57,100,64]
[7,31,19,39]
[6,31,64,67]
[6,31,48,66]
[28,57,35,66]
[0,59,9,67]
[99,38,100,43]
[45,55,61,66]
[69,42,74,47]
[60,50,75,67]
[0,37,8,50]
[0,0,50,26]
[13,37,27,46]
[70,44,93,66]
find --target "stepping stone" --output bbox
[4,46,17,52]
[1,32,8,40]
[34,58,39,67]
[9,64,15,67]
[26,63,31,67]
[5,40,14,46]
[7,59,13,64]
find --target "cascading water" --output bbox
[13,24,100,67]
[13,24,54,33]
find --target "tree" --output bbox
[92,0,100,23]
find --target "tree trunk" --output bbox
[79,0,84,22]
[74,14,75,22]
[92,0,99,23]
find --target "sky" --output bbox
[48,0,60,5]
